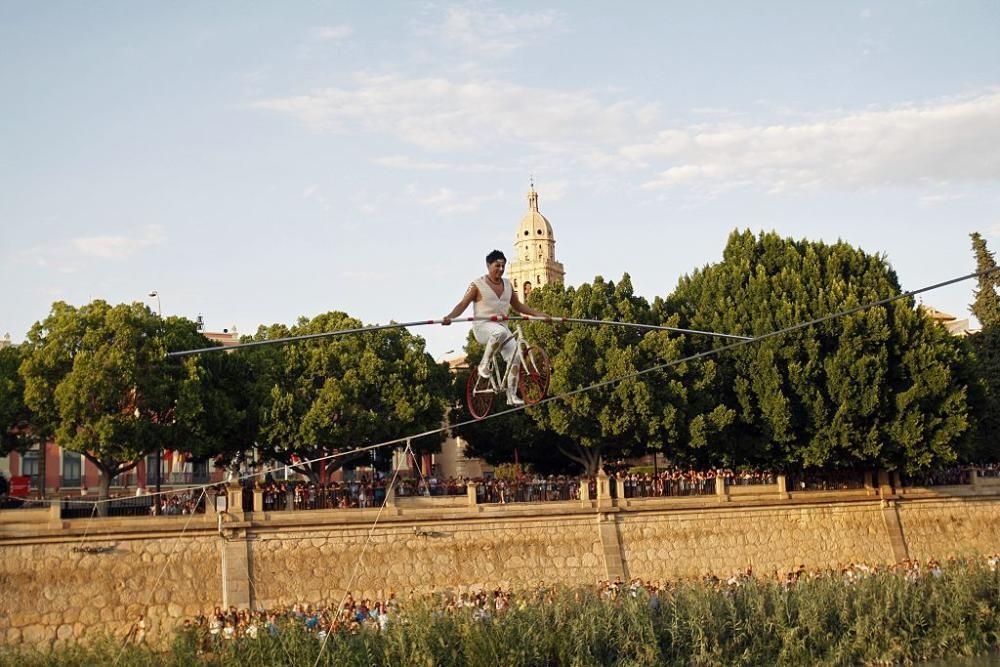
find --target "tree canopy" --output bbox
[248,311,451,481]
[970,232,1000,328]
[0,344,34,457]
[666,230,971,473]
[509,275,697,474]
[18,301,237,511]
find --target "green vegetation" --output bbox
[3,562,999,666]
[247,311,450,480]
[15,301,243,512]
[3,230,999,483]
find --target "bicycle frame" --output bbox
[480,325,528,395]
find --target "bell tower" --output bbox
[507,184,565,301]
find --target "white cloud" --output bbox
[409,185,504,216]
[424,3,561,57]
[255,73,1000,196]
[918,193,966,206]
[71,225,166,259]
[314,25,353,40]
[253,74,661,152]
[989,223,1000,238]
[374,155,506,173]
[634,92,1000,193]
[15,225,167,273]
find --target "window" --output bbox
[22,449,40,489]
[62,451,82,487]
[146,454,160,486]
[192,459,210,484]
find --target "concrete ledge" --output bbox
[728,484,779,496]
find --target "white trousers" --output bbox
[473,322,519,394]
[473,322,517,363]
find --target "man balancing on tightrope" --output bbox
[443,249,549,406]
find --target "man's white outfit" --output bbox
[471,276,523,405]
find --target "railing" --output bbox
[475,480,578,504]
[786,471,866,492]
[617,477,716,498]
[900,468,970,488]
[9,466,998,522]
[268,484,390,511]
[394,481,467,497]
[61,496,154,518]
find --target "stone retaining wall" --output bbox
[1,492,998,649]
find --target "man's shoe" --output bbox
[477,364,491,379]
[506,394,525,406]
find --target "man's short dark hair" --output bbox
[486,249,506,264]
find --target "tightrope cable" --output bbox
[166,315,750,358]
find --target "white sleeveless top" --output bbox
[472,276,512,319]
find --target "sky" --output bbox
[2,1,999,359]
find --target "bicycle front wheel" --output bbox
[466,371,496,419]
[518,346,551,405]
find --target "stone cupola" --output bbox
[507,185,565,301]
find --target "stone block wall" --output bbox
[0,535,219,647]
[249,515,603,609]
[897,498,1000,561]
[617,503,891,580]
[1,493,999,650]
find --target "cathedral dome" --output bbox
[515,188,554,241]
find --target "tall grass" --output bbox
[3,561,998,666]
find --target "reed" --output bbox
[2,560,998,666]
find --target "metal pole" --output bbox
[148,290,162,514]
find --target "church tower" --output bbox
[508,185,565,301]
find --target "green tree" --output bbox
[513,275,694,475]
[248,312,450,481]
[0,344,38,458]
[667,230,970,473]
[970,232,1000,328]
[18,301,235,513]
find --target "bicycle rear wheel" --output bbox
[466,370,496,419]
[518,346,551,405]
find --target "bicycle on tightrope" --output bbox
[466,324,552,419]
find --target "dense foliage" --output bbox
[16,301,242,511]
[664,230,971,473]
[247,312,450,480]
[4,230,998,483]
[0,344,32,456]
[970,232,1000,329]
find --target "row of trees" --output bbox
[456,231,999,474]
[2,231,998,511]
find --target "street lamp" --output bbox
[148,290,161,317]
[146,290,162,510]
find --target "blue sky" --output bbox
[2,1,998,358]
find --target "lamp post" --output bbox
[148,290,161,317]
[147,290,162,511]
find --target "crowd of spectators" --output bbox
[231,463,1000,513]
[173,553,1000,649]
[148,489,207,516]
